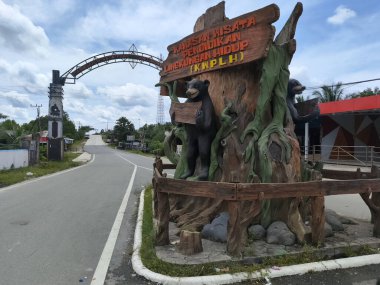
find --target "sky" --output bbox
[1,0,380,132]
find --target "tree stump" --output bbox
[177,230,203,255]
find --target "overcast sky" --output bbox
[1,0,379,131]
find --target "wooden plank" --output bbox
[294,98,319,117]
[169,101,202,124]
[159,5,279,84]
[311,196,325,245]
[321,169,374,180]
[156,177,236,200]
[236,179,380,200]
[323,179,380,195]
[162,163,177,170]
[154,176,380,201]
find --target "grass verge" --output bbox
[140,186,380,278]
[0,152,82,188]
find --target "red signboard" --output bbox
[159,4,279,84]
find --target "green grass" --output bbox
[140,186,380,277]
[0,152,82,187]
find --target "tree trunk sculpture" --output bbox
[162,2,315,250]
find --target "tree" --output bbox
[0,113,7,120]
[312,82,345,102]
[0,119,23,145]
[140,122,173,154]
[22,115,49,134]
[113,117,135,142]
[348,87,380,99]
[63,112,77,139]
[77,125,93,140]
[296,95,305,103]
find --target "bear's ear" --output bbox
[204,80,210,87]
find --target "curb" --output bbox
[72,152,92,163]
[132,189,380,285]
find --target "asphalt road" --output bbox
[0,136,161,285]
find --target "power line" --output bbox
[305,77,380,90]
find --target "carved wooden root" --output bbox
[170,197,199,222]
[180,199,224,232]
[361,192,380,237]
[288,197,308,243]
[177,230,203,255]
[176,198,213,227]
[227,200,261,256]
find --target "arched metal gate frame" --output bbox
[47,45,163,160]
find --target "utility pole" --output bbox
[30,104,42,132]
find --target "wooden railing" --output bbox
[152,158,380,256]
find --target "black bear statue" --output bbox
[179,79,217,181]
[287,79,320,123]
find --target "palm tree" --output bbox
[312,82,345,102]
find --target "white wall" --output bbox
[0,149,29,170]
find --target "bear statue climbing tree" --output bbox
[158,2,319,250]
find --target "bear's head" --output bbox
[186,79,210,100]
[288,79,305,99]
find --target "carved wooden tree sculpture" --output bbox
[160,2,315,254]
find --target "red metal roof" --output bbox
[319,95,380,115]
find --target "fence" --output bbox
[152,158,380,256]
[301,145,380,167]
[0,149,29,170]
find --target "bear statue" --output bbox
[287,79,320,123]
[179,79,217,181]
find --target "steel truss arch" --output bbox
[60,50,163,85]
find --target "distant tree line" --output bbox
[0,112,92,148]
[101,116,173,155]
[296,84,380,103]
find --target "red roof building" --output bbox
[317,95,380,164]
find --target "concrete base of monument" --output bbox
[155,220,380,266]
[132,190,380,285]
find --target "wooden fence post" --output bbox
[227,201,242,256]
[311,195,325,246]
[153,158,163,219]
[156,191,170,245]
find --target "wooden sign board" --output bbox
[170,101,202,125]
[159,4,279,85]
[294,98,319,116]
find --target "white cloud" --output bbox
[327,5,356,25]
[65,82,94,99]
[0,0,49,56]
[0,91,33,108]
[0,103,32,122]
[5,0,76,25]
[97,83,157,108]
